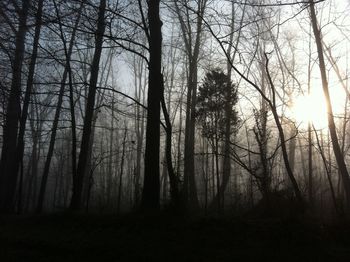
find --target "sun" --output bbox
[292,91,328,129]
[291,86,346,130]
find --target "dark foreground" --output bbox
[1,213,350,261]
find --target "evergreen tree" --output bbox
[196,69,238,142]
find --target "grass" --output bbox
[0,212,350,261]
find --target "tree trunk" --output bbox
[211,1,246,209]
[13,0,43,197]
[141,0,162,211]
[107,95,115,207]
[67,55,78,199]
[69,0,106,211]
[117,128,127,214]
[0,0,31,213]
[307,29,314,207]
[36,2,84,213]
[161,76,181,209]
[309,0,350,211]
[175,0,207,211]
[313,126,339,215]
[265,53,303,205]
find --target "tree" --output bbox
[0,0,31,213]
[36,0,86,213]
[309,0,350,212]
[140,0,163,211]
[220,0,246,212]
[174,0,208,211]
[14,0,44,204]
[69,0,107,211]
[196,69,239,210]
[161,74,181,209]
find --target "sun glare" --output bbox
[291,87,346,130]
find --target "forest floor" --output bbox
[1,212,350,261]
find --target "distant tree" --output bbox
[36,0,86,213]
[16,0,44,214]
[252,108,271,201]
[174,0,208,210]
[196,69,239,210]
[196,69,239,140]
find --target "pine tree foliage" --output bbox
[196,69,239,141]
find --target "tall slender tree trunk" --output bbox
[308,123,314,206]
[36,2,85,213]
[288,125,297,173]
[25,104,42,212]
[201,138,209,211]
[117,128,127,214]
[313,126,339,214]
[176,80,184,177]
[175,0,207,211]
[307,30,314,206]
[55,1,79,208]
[141,0,162,211]
[211,1,246,210]
[264,53,303,205]
[107,95,115,207]
[0,0,31,213]
[13,0,43,195]
[133,57,145,206]
[69,0,107,211]
[134,102,144,205]
[82,115,98,209]
[67,56,78,197]
[183,63,200,210]
[161,76,181,209]
[309,0,350,211]
[14,0,44,213]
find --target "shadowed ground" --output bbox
[0,213,350,261]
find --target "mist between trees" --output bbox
[1,0,350,218]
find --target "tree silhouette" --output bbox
[196,69,238,141]
[196,69,238,210]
